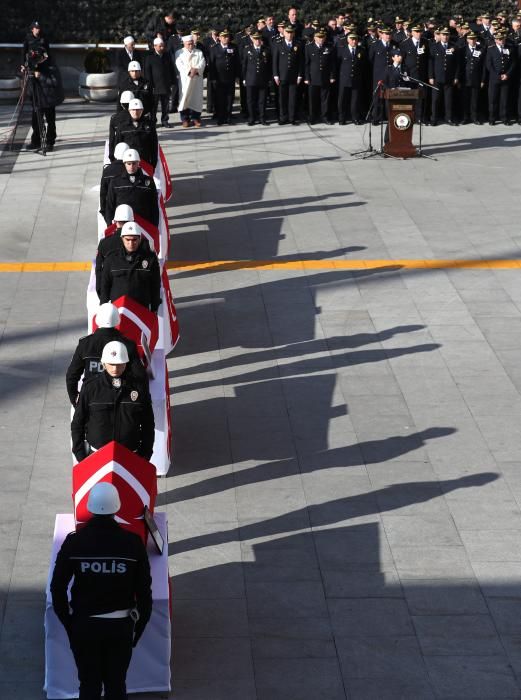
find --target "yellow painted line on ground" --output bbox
[0,259,520,273]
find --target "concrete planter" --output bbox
[78,71,117,102]
[0,77,21,102]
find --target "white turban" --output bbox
[123,35,134,45]
[182,35,193,42]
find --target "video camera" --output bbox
[25,47,48,73]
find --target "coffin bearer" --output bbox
[71,340,155,462]
[175,35,206,127]
[66,303,146,406]
[105,148,159,227]
[50,481,152,700]
[117,61,153,115]
[110,99,158,168]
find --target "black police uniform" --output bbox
[95,234,152,298]
[71,369,155,461]
[369,39,394,121]
[66,327,146,406]
[210,42,240,123]
[50,516,152,699]
[305,41,337,123]
[336,43,365,123]
[117,75,153,115]
[429,41,461,124]
[485,42,515,123]
[145,50,174,125]
[460,43,486,123]
[110,112,158,168]
[99,161,125,217]
[242,43,272,124]
[204,34,219,115]
[99,240,161,313]
[272,38,304,123]
[401,37,429,121]
[383,63,410,88]
[105,169,159,228]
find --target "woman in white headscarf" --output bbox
[175,35,206,127]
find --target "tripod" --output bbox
[351,82,385,158]
[8,69,48,156]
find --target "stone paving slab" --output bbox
[2,100,521,698]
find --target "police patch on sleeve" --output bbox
[112,377,122,388]
[142,259,148,268]
[131,390,139,401]
[145,179,150,186]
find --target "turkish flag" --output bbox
[72,441,157,544]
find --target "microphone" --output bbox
[378,79,384,85]
[402,72,410,81]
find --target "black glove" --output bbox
[132,623,145,647]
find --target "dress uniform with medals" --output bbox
[485,31,515,124]
[336,33,365,124]
[242,32,272,125]
[272,26,304,124]
[209,31,239,124]
[429,29,460,125]
[304,29,337,124]
[460,32,486,124]
[400,26,429,122]
[369,28,394,123]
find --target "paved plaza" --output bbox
[3,100,521,698]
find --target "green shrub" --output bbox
[84,47,111,73]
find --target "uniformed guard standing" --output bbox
[369,27,394,123]
[66,303,146,406]
[429,28,460,125]
[400,25,430,123]
[460,32,486,124]
[71,340,155,462]
[272,26,304,124]
[50,481,152,700]
[209,30,239,124]
[336,32,365,124]
[304,28,336,124]
[485,30,515,124]
[105,149,159,228]
[242,31,272,125]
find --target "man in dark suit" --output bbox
[146,38,174,127]
[336,32,365,124]
[115,36,143,75]
[485,30,515,124]
[429,28,460,125]
[210,30,239,124]
[460,32,486,124]
[242,31,272,125]
[369,27,394,123]
[304,28,336,124]
[400,24,429,122]
[272,26,304,124]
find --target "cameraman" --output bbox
[22,48,64,152]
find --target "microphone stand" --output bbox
[351,81,385,158]
[402,74,439,160]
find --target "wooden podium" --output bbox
[384,88,420,158]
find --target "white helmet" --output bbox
[114,141,130,160]
[128,60,141,71]
[113,203,134,222]
[87,482,121,515]
[120,221,141,237]
[122,148,140,162]
[95,303,120,328]
[119,90,134,104]
[128,98,143,111]
[101,340,129,365]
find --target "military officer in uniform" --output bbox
[71,340,155,462]
[429,28,460,125]
[485,30,515,124]
[100,221,161,313]
[242,31,272,125]
[369,27,394,123]
[304,28,336,124]
[66,303,146,406]
[336,32,365,124]
[50,482,152,700]
[460,32,486,124]
[401,25,429,122]
[272,25,304,125]
[209,30,239,124]
[105,149,159,227]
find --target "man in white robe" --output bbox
[175,35,206,127]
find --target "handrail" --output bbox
[0,43,150,50]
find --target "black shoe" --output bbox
[247,121,255,126]
[291,120,300,126]
[473,120,482,125]
[46,144,54,152]
[217,120,224,125]
[503,120,511,125]
[323,119,333,125]
[372,120,380,126]
[339,120,346,125]
[429,121,437,126]
[447,120,458,125]
[489,120,495,126]
[278,119,288,125]
[261,120,269,125]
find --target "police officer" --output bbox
[110,92,134,146]
[242,31,272,125]
[305,28,336,124]
[97,204,134,295]
[460,32,486,124]
[209,30,239,124]
[100,221,161,313]
[369,27,394,123]
[485,30,515,124]
[272,25,304,124]
[429,28,460,125]
[401,25,429,123]
[50,482,152,700]
[336,32,365,124]
[99,142,128,217]
[66,303,145,406]
[110,99,158,168]
[117,61,153,115]
[71,341,155,462]
[105,149,159,227]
